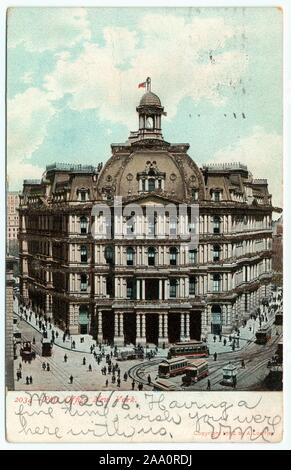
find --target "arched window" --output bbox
[105,246,114,265]
[148,178,155,192]
[80,274,88,291]
[80,216,88,234]
[126,247,134,266]
[170,247,178,265]
[170,279,178,298]
[213,274,221,292]
[213,244,221,262]
[80,245,88,263]
[146,116,154,129]
[148,247,156,266]
[213,216,221,234]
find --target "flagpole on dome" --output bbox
[146,77,151,92]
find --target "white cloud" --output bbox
[7,87,56,171]
[43,14,248,128]
[7,8,91,52]
[210,126,283,208]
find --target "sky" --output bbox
[6,7,283,208]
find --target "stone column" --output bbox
[142,279,146,300]
[136,314,141,340]
[141,314,146,343]
[164,314,168,343]
[164,279,169,300]
[158,313,168,347]
[97,310,103,343]
[201,307,208,338]
[180,313,185,340]
[185,313,190,340]
[136,279,140,300]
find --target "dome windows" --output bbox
[137,161,165,193]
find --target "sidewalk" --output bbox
[14,294,278,358]
[206,304,276,355]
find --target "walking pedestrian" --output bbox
[46,364,50,372]
[117,378,121,387]
[241,359,245,369]
[32,336,36,345]
[82,357,86,366]
[207,379,211,391]
[219,334,222,342]
[42,362,46,371]
[124,372,128,382]
[147,374,151,385]
[19,363,22,370]
[213,335,216,343]
[69,375,73,384]
[213,352,217,362]
[29,376,33,384]
[88,364,92,372]
[26,376,29,385]
[223,338,227,346]
[132,380,135,390]
[105,379,109,387]
[64,354,68,363]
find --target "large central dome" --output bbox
[139,91,161,107]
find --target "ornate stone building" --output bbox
[19,86,275,346]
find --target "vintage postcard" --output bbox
[5,6,283,443]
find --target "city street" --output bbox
[13,291,282,392]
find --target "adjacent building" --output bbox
[7,191,20,255]
[18,86,275,346]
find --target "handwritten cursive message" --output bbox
[6,391,282,443]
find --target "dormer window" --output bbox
[212,190,221,202]
[137,162,165,193]
[148,178,155,192]
[77,188,89,202]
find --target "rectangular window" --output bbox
[213,277,221,292]
[80,246,88,263]
[127,281,134,299]
[189,249,197,264]
[80,275,87,291]
[169,218,177,236]
[170,280,177,298]
[189,277,196,295]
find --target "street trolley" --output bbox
[158,356,189,378]
[152,378,177,391]
[274,311,283,326]
[41,338,53,357]
[117,348,144,361]
[168,340,209,359]
[182,359,209,385]
[20,341,36,362]
[221,363,237,386]
[255,324,272,344]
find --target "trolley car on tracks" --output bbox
[168,340,209,359]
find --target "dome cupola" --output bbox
[136,77,166,140]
